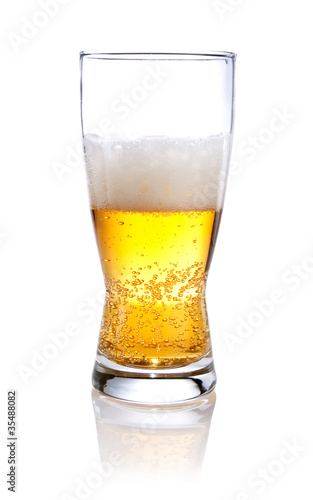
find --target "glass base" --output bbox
[92,352,216,405]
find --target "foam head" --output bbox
[83,133,231,212]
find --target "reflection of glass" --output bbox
[80,53,236,403]
[91,388,216,482]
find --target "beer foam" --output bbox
[83,133,232,212]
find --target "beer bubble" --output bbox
[118,221,124,225]
[139,180,150,193]
[163,185,172,196]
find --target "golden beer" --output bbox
[92,208,218,368]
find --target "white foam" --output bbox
[83,133,232,212]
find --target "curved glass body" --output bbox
[80,52,236,403]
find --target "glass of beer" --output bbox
[80,52,236,404]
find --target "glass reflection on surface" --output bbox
[91,389,216,483]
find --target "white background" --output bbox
[0,1,312,499]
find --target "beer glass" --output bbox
[80,52,236,404]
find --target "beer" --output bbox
[84,134,229,369]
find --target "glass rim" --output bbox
[80,51,237,61]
